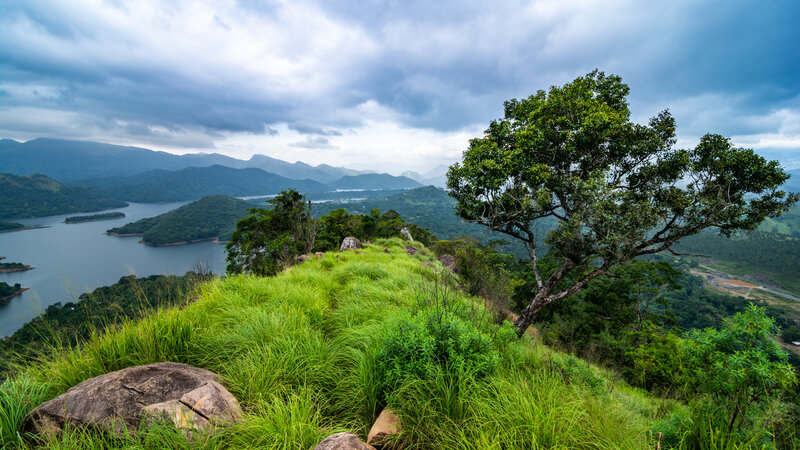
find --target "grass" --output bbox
[1,238,674,449]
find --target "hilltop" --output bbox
[0,240,672,448]
[0,173,127,219]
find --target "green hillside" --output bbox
[0,174,127,219]
[0,240,674,448]
[107,195,251,245]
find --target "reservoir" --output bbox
[0,202,226,337]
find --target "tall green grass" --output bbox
[1,238,672,448]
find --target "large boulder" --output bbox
[367,408,402,448]
[24,362,242,437]
[340,237,363,251]
[315,432,376,450]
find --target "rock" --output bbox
[340,237,363,251]
[315,432,376,450]
[382,248,391,254]
[400,227,414,242]
[297,254,311,263]
[24,362,241,437]
[403,246,419,256]
[316,252,325,259]
[367,408,402,448]
[421,262,435,270]
[437,254,459,274]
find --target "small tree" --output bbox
[225,189,310,276]
[683,305,797,433]
[447,71,798,337]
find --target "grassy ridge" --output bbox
[0,239,670,448]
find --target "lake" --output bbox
[0,202,226,337]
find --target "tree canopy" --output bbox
[447,70,799,337]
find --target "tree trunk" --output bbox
[513,292,548,337]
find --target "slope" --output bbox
[0,173,128,219]
[0,239,671,448]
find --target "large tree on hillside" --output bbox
[447,71,799,338]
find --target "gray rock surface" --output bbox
[400,227,414,242]
[340,236,363,251]
[315,432,376,450]
[24,362,241,437]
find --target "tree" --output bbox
[683,305,797,433]
[225,189,312,276]
[447,71,799,337]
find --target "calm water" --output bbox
[0,202,226,337]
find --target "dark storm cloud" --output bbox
[0,0,798,157]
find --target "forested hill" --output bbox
[0,173,127,219]
[74,165,328,202]
[107,195,251,245]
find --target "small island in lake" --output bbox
[0,281,28,303]
[0,221,45,233]
[65,212,125,223]
[0,259,33,273]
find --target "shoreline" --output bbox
[0,287,29,303]
[65,216,125,224]
[0,226,47,234]
[140,237,227,247]
[105,231,144,237]
[0,265,34,274]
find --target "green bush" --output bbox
[377,309,499,392]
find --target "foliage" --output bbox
[225,189,312,276]
[376,309,499,392]
[0,282,23,299]
[0,262,27,271]
[0,173,127,219]
[782,325,800,343]
[64,212,124,223]
[108,195,251,245]
[315,207,434,251]
[683,305,797,433]
[447,70,799,337]
[0,375,52,448]
[0,273,202,375]
[0,221,25,232]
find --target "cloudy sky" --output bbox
[1,0,798,173]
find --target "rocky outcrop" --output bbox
[367,408,402,448]
[315,432,376,449]
[400,227,414,242]
[24,362,241,437]
[403,246,419,256]
[340,237,363,251]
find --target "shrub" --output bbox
[376,309,499,392]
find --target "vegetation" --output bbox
[0,173,127,220]
[64,212,124,223]
[328,173,421,190]
[227,189,434,276]
[0,273,204,375]
[0,261,31,273]
[447,71,798,337]
[0,240,678,449]
[0,282,23,301]
[107,195,251,245]
[673,230,800,292]
[0,222,26,232]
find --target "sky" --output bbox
[1,0,799,174]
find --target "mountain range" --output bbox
[0,138,366,183]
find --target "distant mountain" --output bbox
[0,138,364,183]
[0,173,128,219]
[74,165,328,203]
[329,174,422,190]
[784,168,800,193]
[107,195,251,245]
